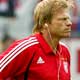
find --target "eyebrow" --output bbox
[58,16,70,20]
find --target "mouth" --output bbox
[64,30,71,33]
[64,28,71,32]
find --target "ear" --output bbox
[43,23,48,30]
[44,23,48,28]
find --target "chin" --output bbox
[63,33,71,37]
[63,35,71,38]
[61,34,71,38]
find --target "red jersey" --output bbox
[0,33,71,80]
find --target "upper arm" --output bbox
[0,40,33,79]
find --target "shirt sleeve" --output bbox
[0,40,35,79]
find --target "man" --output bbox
[0,0,73,80]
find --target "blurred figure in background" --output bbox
[0,26,16,53]
[0,0,18,53]
[2,33,16,53]
[0,0,19,17]
[0,0,73,80]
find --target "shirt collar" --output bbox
[35,33,62,55]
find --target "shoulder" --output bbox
[0,35,39,59]
[59,41,70,57]
[17,35,39,48]
[11,34,39,52]
[59,42,71,64]
[59,41,69,51]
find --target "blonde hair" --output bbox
[32,0,72,33]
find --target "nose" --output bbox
[66,19,72,27]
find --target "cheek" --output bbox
[57,23,65,31]
[50,27,59,35]
[50,22,64,33]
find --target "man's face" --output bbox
[49,9,72,38]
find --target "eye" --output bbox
[61,17,69,21]
[58,17,68,21]
[61,18,68,21]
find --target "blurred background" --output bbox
[0,0,80,80]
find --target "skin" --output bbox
[49,9,72,39]
[42,9,72,52]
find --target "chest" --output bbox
[28,48,70,80]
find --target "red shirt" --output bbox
[0,33,71,80]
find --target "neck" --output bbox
[42,31,60,53]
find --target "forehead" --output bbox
[54,9,71,18]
